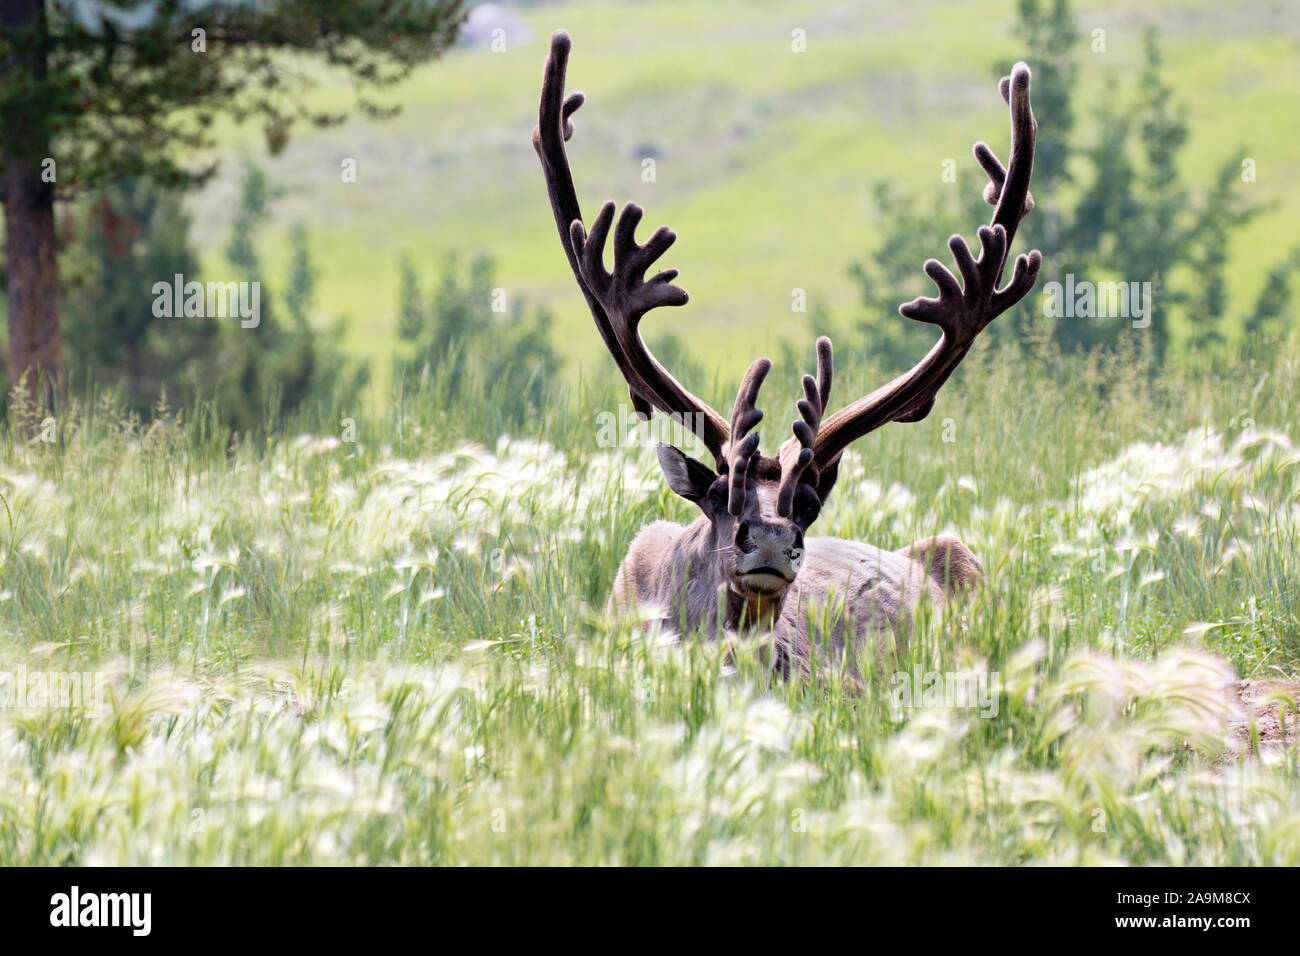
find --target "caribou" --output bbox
[533,31,1041,682]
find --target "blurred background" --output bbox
[2,0,1297,428]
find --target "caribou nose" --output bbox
[738,522,800,577]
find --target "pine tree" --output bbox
[0,0,465,402]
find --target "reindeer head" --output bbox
[533,31,1041,612]
[653,343,834,598]
[658,447,814,596]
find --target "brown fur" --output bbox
[611,516,960,685]
[898,535,982,596]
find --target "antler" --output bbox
[724,358,769,515]
[777,336,832,517]
[532,30,730,469]
[802,62,1042,475]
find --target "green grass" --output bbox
[0,337,1297,864]
[185,0,1300,395]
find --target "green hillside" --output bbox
[185,0,1300,390]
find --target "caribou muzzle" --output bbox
[735,520,804,593]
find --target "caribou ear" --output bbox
[656,444,716,502]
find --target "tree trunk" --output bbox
[1,0,62,403]
[3,157,61,397]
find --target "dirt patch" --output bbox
[1225,679,1300,760]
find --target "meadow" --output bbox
[0,333,1296,865]
[1,0,1297,868]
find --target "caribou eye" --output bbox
[706,481,729,510]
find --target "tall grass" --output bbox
[0,339,1296,864]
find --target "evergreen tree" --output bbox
[846,6,1278,361]
[62,177,220,411]
[395,254,560,425]
[0,0,465,399]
